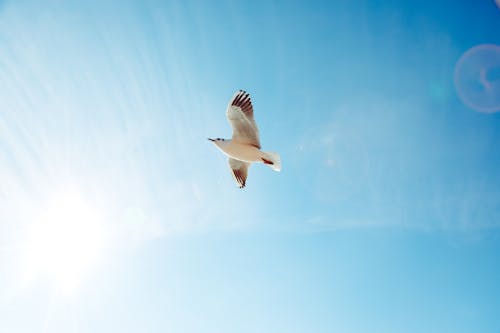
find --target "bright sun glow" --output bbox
[22,189,107,294]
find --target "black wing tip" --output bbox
[232,90,252,112]
[236,90,249,98]
[233,169,246,188]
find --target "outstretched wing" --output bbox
[226,90,261,149]
[228,158,250,188]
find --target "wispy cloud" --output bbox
[293,94,500,232]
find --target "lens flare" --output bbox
[454,44,500,113]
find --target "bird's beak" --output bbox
[208,138,215,142]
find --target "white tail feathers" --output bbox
[262,152,281,172]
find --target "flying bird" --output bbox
[209,90,281,188]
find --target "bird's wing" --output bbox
[228,158,250,188]
[226,90,261,149]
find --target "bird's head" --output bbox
[208,138,226,146]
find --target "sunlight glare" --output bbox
[22,189,107,294]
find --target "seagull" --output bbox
[209,90,281,188]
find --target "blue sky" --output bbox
[1,0,500,332]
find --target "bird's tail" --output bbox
[261,152,281,172]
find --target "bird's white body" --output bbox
[209,90,281,188]
[213,140,264,163]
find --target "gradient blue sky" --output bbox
[1,1,500,332]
